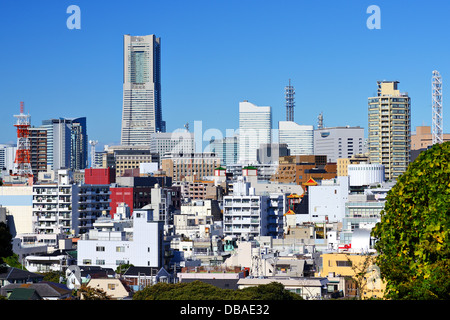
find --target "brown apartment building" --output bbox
[29,127,48,177]
[271,155,337,185]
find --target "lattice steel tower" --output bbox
[432,70,443,145]
[285,79,295,122]
[13,102,33,177]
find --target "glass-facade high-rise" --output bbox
[368,81,411,180]
[121,34,165,146]
[41,117,88,171]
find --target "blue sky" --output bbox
[0,0,449,150]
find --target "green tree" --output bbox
[132,280,302,300]
[372,142,450,300]
[0,222,13,272]
[77,284,112,300]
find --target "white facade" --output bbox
[278,121,314,155]
[301,176,349,223]
[239,101,272,165]
[150,131,195,165]
[348,163,385,186]
[32,170,111,236]
[0,144,17,175]
[77,208,165,269]
[223,179,285,239]
[314,127,365,163]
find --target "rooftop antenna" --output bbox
[432,70,443,144]
[317,112,324,129]
[285,79,295,122]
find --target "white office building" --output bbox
[0,144,17,175]
[278,121,314,155]
[77,207,165,269]
[210,135,239,166]
[150,131,195,166]
[121,34,165,146]
[348,163,385,187]
[239,101,272,165]
[314,126,365,163]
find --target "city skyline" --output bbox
[1,1,449,150]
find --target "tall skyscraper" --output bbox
[278,121,314,155]
[238,101,272,165]
[368,81,411,180]
[41,117,88,171]
[121,34,165,146]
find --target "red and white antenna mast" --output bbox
[12,101,33,177]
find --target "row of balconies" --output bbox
[224,218,260,225]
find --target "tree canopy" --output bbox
[372,142,450,299]
[132,280,302,300]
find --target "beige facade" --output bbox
[320,253,386,299]
[161,153,220,182]
[368,81,411,180]
[85,278,130,300]
[0,186,33,235]
[337,154,370,176]
[411,125,450,150]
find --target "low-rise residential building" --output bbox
[76,207,166,270]
[85,278,131,300]
[237,277,329,300]
[319,252,386,299]
[223,178,286,240]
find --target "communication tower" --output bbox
[432,70,443,144]
[285,79,295,122]
[12,102,33,177]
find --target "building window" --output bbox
[96,246,105,252]
[108,284,116,290]
[336,260,352,267]
[116,246,125,252]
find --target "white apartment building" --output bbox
[32,170,111,236]
[278,121,314,155]
[300,176,349,223]
[223,179,285,240]
[77,208,165,269]
[239,101,272,165]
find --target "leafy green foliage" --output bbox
[132,280,302,300]
[372,142,450,299]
